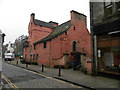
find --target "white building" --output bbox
[6,41,14,53]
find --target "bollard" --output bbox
[26,63,28,67]
[10,60,11,63]
[16,60,18,65]
[58,66,61,76]
[41,64,44,72]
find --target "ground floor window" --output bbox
[97,47,120,72]
[35,54,38,60]
[33,54,35,60]
[30,55,32,61]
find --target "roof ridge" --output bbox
[35,19,49,24]
[34,19,54,28]
[56,20,70,27]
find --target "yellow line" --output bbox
[2,74,18,89]
[22,68,48,78]
[7,63,81,88]
[3,74,18,89]
[2,74,16,88]
[22,68,81,88]
[2,74,14,88]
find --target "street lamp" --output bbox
[0,30,5,89]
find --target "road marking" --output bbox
[22,68,49,78]
[5,62,82,88]
[2,74,19,89]
[21,67,81,88]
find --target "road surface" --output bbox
[2,61,83,89]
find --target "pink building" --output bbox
[23,10,92,74]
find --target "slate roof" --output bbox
[34,20,71,45]
[34,19,54,29]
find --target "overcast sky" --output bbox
[0,0,90,44]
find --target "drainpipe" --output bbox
[49,40,51,67]
[90,2,97,75]
[94,35,98,75]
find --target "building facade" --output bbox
[23,10,92,74]
[90,1,120,75]
[14,35,28,58]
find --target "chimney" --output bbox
[49,21,58,27]
[31,13,35,21]
[70,10,87,27]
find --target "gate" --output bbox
[71,52,81,70]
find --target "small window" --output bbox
[34,45,36,50]
[43,42,47,48]
[74,27,75,30]
[65,31,67,35]
[72,41,77,52]
[30,55,32,60]
[36,54,38,60]
[10,44,12,47]
[33,54,35,60]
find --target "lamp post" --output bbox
[0,30,5,89]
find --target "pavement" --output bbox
[4,59,120,89]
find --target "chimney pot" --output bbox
[31,13,35,20]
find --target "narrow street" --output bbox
[1,1,120,90]
[2,61,82,89]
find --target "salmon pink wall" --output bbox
[34,20,91,67]
[23,11,92,73]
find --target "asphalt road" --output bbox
[2,61,82,89]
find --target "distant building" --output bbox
[7,42,14,53]
[14,35,28,57]
[24,10,92,74]
[90,1,120,75]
